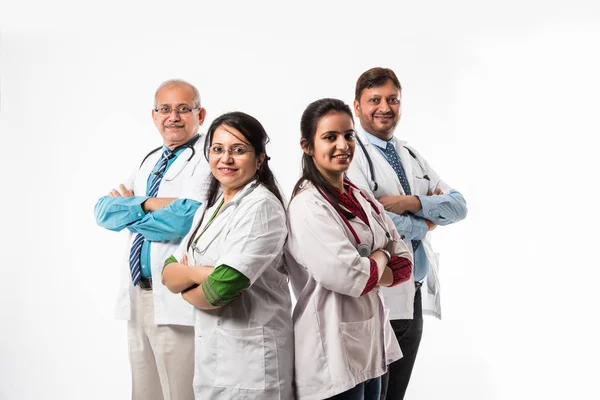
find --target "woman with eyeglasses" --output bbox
[286,98,414,400]
[162,112,293,399]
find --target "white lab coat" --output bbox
[286,181,413,400]
[171,180,294,400]
[346,128,452,319]
[114,135,211,325]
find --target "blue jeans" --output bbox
[328,377,382,400]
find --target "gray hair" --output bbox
[154,79,201,108]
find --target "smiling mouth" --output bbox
[165,124,185,129]
[332,154,350,159]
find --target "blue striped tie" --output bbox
[129,149,172,285]
[383,142,420,252]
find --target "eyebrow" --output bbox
[320,129,355,135]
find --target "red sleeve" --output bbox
[387,256,413,287]
[360,258,380,296]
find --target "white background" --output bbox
[1,1,599,399]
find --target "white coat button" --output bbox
[137,213,142,217]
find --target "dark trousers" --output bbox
[329,377,382,400]
[380,287,423,400]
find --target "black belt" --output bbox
[415,280,423,290]
[139,277,153,290]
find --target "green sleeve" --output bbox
[201,264,250,307]
[162,255,178,273]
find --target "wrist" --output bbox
[141,198,153,212]
[379,249,391,264]
[412,195,423,213]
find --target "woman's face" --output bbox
[209,124,264,195]
[303,111,356,181]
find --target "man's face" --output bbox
[353,79,402,141]
[152,84,206,148]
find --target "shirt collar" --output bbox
[161,134,200,157]
[358,124,396,151]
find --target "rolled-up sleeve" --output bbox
[94,196,148,231]
[201,265,250,307]
[127,198,201,241]
[414,189,467,226]
[385,211,429,241]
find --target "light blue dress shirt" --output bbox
[94,139,202,278]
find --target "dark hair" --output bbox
[354,67,402,101]
[291,98,354,217]
[187,111,284,250]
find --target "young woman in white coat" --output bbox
[161,112,294,399]
[286,98,414,400]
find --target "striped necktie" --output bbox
[383,142,420,252]
[129,149,173,286]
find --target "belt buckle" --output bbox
[415,280,423,290]
[139,277,153,290]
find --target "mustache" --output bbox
[164,123,185,128]
[374,111,395,117]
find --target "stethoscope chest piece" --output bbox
[357,243,372,258]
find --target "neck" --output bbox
[320,170,345,193]
[221,180,251,205]
[164,134,197,150]
[221,189,238,205]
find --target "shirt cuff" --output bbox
[360,259,380,296]
[201,265,250,307]
[414,195,439,220]
[387,256,413,287]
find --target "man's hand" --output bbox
[428,188,444,196]
[109,184,134,198]
[377,195,422,215]
[425,219,437,231]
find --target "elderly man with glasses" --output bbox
[94,79,211,400]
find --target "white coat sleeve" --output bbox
[287,196,371,298]
[215,198,288,285]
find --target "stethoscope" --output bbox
[355,135,429,193]
[138,134,201,181]
[317,183,391,258]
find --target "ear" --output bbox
[198,108,207,125]
[257,153,266,169]
[300,138,312,155]
[353,99,360,117]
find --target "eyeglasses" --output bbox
[154,105,199,115]
[209,145,254,158]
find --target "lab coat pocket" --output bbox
[214,326,267,391]
[340,316,379,375]
[413,177,430,195]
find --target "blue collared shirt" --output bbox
[94,137,202,278]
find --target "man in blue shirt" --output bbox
[94,79,211,400]
[347,68,468,400]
